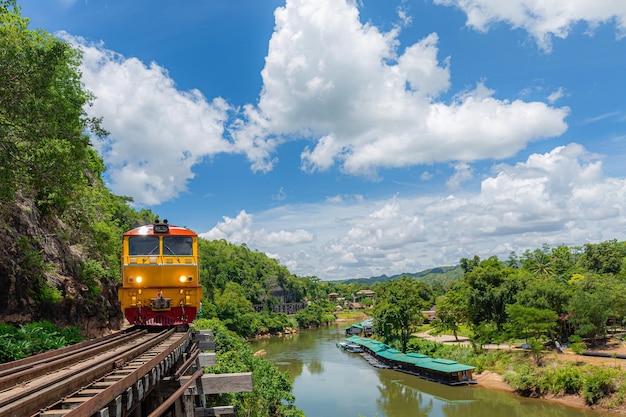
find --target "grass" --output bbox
[335,310,371,321]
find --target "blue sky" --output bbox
[19,0,626,280]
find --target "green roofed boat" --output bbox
[344,336,476,386]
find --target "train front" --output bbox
[118,221,203,326]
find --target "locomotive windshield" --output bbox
[128,236,160,255]
[163,236,193,255]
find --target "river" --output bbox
[249,323,616,417]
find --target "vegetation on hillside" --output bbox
[0,321,82,363]
[0,0,160,330]
[342,265,463,289]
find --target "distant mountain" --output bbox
[339,265,463,286]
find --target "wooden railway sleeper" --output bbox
[0,329,147,391]
[0,329,145,380]
[44,330,191,417]
[0,329,177,417]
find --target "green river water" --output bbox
[250,323,617,417]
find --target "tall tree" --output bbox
[580,240,626,275]
[463,256,520,331]
[431,286,465,341]
[568,276,612,345]
[214,282,259,337]
[505,303,557,365]
[373,276,431,352]
[1,1,104,212]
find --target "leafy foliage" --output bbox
[373,276,433,352]
[582,367,617,405]
[430,286,465,340]
[199,239,306,305]
[0,321,82,363]
[192,319,304,417]
[293,301,335,328]
[0,1,160,326]
[0,1,103,212]
[213,282,260,338]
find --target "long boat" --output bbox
[345,336,476,386]
[337,341,364,353]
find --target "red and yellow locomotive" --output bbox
[118,220,202,325]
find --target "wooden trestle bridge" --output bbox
[0,326,252,417]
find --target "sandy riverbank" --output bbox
[415,331,626,414]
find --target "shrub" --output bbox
[39,282,63,304]
[191,318,304,417]
[545,365,583,395]
[582,367,617,405]
[0,321,82,363]
[504,364,549,397]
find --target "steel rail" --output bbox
[0,328,146,391]
[174,342,199,380]
[0,328,175,417]
[147,368,203,417]
[0,329,141,378]
[60,329,191,417]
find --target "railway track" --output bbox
[0,327,194,417]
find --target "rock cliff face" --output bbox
[0,196,123,338]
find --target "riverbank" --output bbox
[338,320,626,413]
[430,333,626,415]
[474,369,607,413]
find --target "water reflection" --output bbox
[250,324,616,417]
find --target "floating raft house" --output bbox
[346,336,476,385]
[344,319,375,336]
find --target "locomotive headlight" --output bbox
[179,275,190,283]
[136,276,143,283]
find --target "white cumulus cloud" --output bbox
[62,34,235,205]
[434,0,626,51]
[61,0,571,206]
[232,0,569,177]
[199,144,626,280]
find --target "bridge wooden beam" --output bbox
[194,405,235,416]
[180,372,253,394]
[198,352,216,367]
[193,330,215,351]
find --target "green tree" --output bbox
[521,245,553,276]
[505,303,557,365]
[431,287,465,341]
[513,271,571,314]
[373,276,430,352]
[0,1,105,212]
[462,256,520,332]
[192,319,304,417]
[568,277,611,345]
[580,240,626,275]
[214,282,259,338]
[511,273,571,342]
